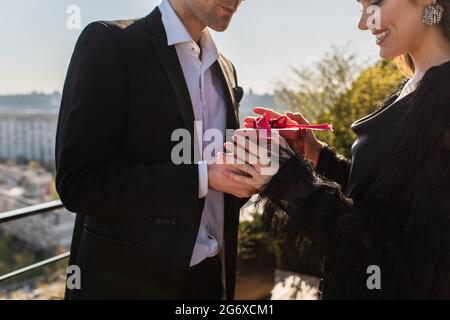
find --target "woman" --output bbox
[225,0,450,299]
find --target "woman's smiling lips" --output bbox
[373,29,391,45]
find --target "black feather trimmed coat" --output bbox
[258,60,450,299]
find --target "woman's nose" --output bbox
[358,11,369,30]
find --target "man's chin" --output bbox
[208,20,232,32]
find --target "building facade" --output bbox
[0,111,58,165]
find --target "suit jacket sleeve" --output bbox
[55,22,197,219]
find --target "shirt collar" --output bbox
[159,0,192,46]
[198,29,219,63]
[159,0,219,61]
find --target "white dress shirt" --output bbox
[159,0,227,267]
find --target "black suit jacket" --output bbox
[56,8,245,300]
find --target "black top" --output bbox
[258,59,450,299]
[345,92,413,199]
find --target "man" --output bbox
[56,0,252,299]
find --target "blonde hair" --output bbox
[395,54,415,78]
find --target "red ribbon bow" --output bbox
[253,113,333,132]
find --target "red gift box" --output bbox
[235,113,333,141]
[234,127,301,141]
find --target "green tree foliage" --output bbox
[274,46,361,121]
[275,48,405,158]
[0,231,67,294]
[0,233,38,275]
[238,211,281,267]
[317,59,405,157]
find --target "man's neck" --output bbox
[169,0,206,42]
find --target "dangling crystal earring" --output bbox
[423,0,444,26]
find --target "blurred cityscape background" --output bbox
[0,0,406,299]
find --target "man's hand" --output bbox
[244,107,324,167]
[207,153,257,198]
[222,130,291,193]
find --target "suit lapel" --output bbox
[213,57,242,299]
[215,58,240,130]
[145,9,196,139]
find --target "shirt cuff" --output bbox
[198,161,208,199]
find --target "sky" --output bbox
[0,0,380,95]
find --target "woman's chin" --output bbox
[378,47,397,60]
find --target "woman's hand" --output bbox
[244,107,325,167]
